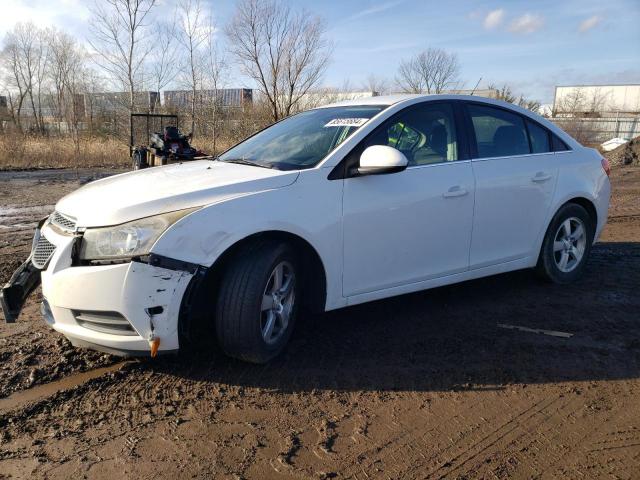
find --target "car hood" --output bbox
[55,160,300,227]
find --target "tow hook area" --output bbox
[145,305,164,358]
[148,337,161,357]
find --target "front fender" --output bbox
[150,169,345,310]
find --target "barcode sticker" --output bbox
[324,118,369,128]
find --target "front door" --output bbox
[341,102,475,297]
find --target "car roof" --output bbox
[318,93,516,110]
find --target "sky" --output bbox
[1,0,639,104]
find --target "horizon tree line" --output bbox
[0,0,543,144]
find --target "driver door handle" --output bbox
[443,185,469,198]
[532,172,552,183]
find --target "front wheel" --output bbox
[215,241,299,363]
[535,203,594,284]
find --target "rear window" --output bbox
[552,133,570,151]
[468,104,529,158]
[526,119,551,154]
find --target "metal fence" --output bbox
[550,116,640,144]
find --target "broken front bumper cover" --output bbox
[0,219,47,323]
[0,257,41,323]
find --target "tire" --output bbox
[215,240,299,363]
[535,203,594,284]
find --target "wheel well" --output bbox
[178,231,328,347]
[564,197,597,227]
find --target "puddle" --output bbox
[0,362,129,413]
[0,204,54,229]
[0,205,55,217]
[0,224,37,230]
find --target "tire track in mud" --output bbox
[0,362,129,414]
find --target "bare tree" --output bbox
[174,0,212,136]
[1,23,49,133]
[149,21,180,111]
[82,69,106,135]
[396,48,460,94]
[48,28,87,160]
[586,87,611,115]
[88,0,157,113]
[0,34,28,132]
[488,83,541,113]
[226,0,331,122]
[554,88,586,116]
[363,74,389,95]
[48,29,83,129]
[200,40,226,154]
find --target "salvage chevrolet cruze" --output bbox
[1,95,611,363]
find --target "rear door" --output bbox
[465,102,559,268]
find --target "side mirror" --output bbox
[357,145,408,176]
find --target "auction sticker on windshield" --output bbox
[324,118,369,128]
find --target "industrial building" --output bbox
[163,89,253,109]
[553,84,640,117]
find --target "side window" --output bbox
[468,104,530,158]
[526,119,551,153]
[364,103,458,165]
[551,133,570,151]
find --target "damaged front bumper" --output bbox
[42,260,194,355]
[0,257,41,323]
[2,219,199,356]
[0,219,47,323]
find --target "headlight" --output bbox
[79,209,196,261]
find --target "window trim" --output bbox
[328,100,469,180]
[462,101,571,160]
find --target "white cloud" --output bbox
[483,9,505,30]
[508,13,544,34]
[578,15,602,33]
[349,0,405,20]
[0,0,90,38]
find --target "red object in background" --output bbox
[601,157,611,177]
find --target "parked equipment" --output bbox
[130,113,211,170]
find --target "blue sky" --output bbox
[2,0,639,104]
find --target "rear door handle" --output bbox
[532,172,552,183]
[443,185,469,198]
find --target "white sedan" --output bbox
[1,95,611,363]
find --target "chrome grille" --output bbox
[32,232,56,269]
[50,211,77,232]
[73,310,138,336]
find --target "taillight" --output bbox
[601,157,611,177]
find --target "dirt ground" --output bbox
[0,164,639,479]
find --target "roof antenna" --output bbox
[470,77,482,95]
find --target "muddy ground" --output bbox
[0,165,639,479]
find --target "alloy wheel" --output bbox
[553,217,587,273]
[260,261,295,345]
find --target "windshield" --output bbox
[218,105,386,170]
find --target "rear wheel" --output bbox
[215,241,299,363]
[536,203,594,283]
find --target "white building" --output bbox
[553,84,640,116]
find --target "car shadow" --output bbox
[145,242,640,392]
